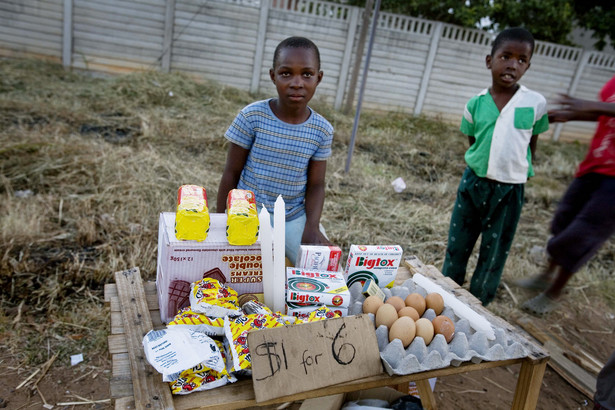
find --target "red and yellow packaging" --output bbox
[226,189,259,246]
[175,185,210,242]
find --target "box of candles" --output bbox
[156,212,263,323]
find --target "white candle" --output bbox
[258,205,274,309]
[412,273,496,340]
[273,195,286,313]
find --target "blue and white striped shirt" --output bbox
[225,99,334,221]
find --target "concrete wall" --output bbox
[1,0,614,142]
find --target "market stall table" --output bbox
[104,256,549,410]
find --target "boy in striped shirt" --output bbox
[217,37,333,265]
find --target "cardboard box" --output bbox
[157,212,263,323]
[286,268,350,307]
[296,245,342,272]
[344,245,403,288]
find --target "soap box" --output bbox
[296,245,342,272]
[286,268,350,308]
[157,212,263,323]
[344,245,403,289]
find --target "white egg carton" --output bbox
[348,278,529,376]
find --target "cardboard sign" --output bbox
[247,315,382,403]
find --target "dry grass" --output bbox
[1,57,613,366]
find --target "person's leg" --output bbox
[469,182,523,305]
[442,168,481,286]
[523,175,615,315]
[514,176,595,290]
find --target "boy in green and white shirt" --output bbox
[442,28,549,306]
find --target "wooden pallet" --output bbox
[105,257,550,410]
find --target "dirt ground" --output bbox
[1,290,612,410]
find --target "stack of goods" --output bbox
[144,277,342,395]
[285,267,350,319]
[285,245,348,318]
[157,186,263,323]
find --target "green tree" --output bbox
[344,0,615,50]
[489,0,575,46]
[573,0,615,50]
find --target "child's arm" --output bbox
[529,134,538,159]
[302,159,331,245]
[216,143,249,213]
[468,136,475,147]
[549,94,615,123]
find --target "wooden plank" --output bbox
[114,267,174,410]
[543,340,596,399]
[114,396,135,410]
[515,315,603,374]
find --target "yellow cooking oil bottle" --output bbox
[226,189,259,245]
[175,184,210,241]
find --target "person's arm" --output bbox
[216,143,249,213]
[301,159,331,245]
[468,136,476,147]
[529,134,538,159]
[549,94,615,123]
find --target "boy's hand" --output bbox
[301,225,332,246]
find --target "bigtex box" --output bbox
[344,245,403,289]
[157,212,262,323]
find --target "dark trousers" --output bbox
[443,167,524,305]
[547,173,615,273]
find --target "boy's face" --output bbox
[270,47,323,109]
[486,40,532,91]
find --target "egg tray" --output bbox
[348,278,529,376]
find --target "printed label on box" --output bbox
[344,245,403,289]
[296,245,342,272]
[286,268,350,307]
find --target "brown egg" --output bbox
[398,306,420,321]
[385,296,406,312]
[415,318,435,345]
[425,292,445,315]
[375,303,398,329]
[388,316,416,348]
[432,315,455,343]
[363,295,384,315]
[405,293,426,316]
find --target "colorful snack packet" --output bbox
[226,189,259,246]
[169,340,236,394]
[304,305,339,322]
[175,184,210,242]
[224,314,286,372]
[167,307,225,336]
[189,278,242,318]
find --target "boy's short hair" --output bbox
[491,27,535,57]
[273,36,321,70]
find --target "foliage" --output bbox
[343,0,615,49]
[489,0,575,46]
[573,0,615,50]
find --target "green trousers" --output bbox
[442,167,524,305]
